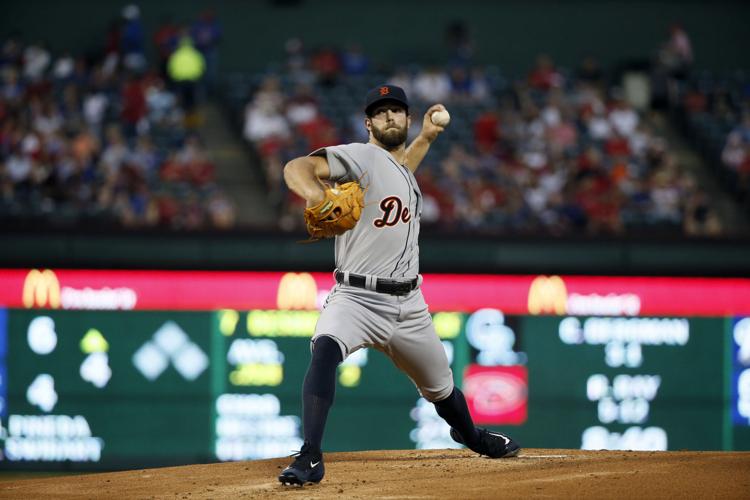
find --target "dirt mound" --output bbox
[1,448,748,499]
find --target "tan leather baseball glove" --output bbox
[303,181,365,240]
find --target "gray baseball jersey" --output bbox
[311,143,421,278]
[309,142,453,402]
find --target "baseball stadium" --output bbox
[1,1,749,498]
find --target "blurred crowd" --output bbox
[4,13,741,236]
[414,57,721,236]
[723,112,750,199]
[0,4,234,230]
[679,71,750,210]
[239,34,722,236]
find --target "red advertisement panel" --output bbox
[0,269,749,316]
[463,365,528,425]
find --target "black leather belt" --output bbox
[335,271,418,296]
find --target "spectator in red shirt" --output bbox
[683,86,707,114]
[604,132,631,157]
[311,47,341,87]
[528,54,563,90]
[121,74,146,137]
[153,16,179,78]
[474,110,501,153]
[298,114,339,151]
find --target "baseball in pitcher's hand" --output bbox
[420,104,448,142]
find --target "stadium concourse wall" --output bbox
[1,0,748,73]
[1,229,750,277]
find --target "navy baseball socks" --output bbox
[435,387,521,458]
[279,336,342,486]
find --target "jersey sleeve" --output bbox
[309,144,369,182]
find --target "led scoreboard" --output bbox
[0,269,748,470]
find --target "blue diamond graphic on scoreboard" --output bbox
[133,341,169,381]
[153,321,189,357]
[133,322,208,381]
[173,343,209,381]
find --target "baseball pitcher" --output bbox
[279,84,520,486]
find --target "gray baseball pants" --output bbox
[312,284,454,402]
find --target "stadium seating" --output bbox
[0,35,233,230]
[229,55,717,236]
[674,70,750,209]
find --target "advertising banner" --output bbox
[0,269,748,469]
[1,269,749,316]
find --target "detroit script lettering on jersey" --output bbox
[310,143,422,277]
[374,196,411,227]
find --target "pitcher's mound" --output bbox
[2,448,749,499]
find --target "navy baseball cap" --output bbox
[364,84,409,116]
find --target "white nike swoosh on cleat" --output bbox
[310,461,320,468]
[487,432,511,445]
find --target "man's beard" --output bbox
[372,123,408,149]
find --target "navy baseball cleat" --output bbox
[278,442,325,486]
[450,427,521,458]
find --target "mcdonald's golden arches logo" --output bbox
[527,275,568,315]
[23,269,61,309]
[277,272,318,310]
